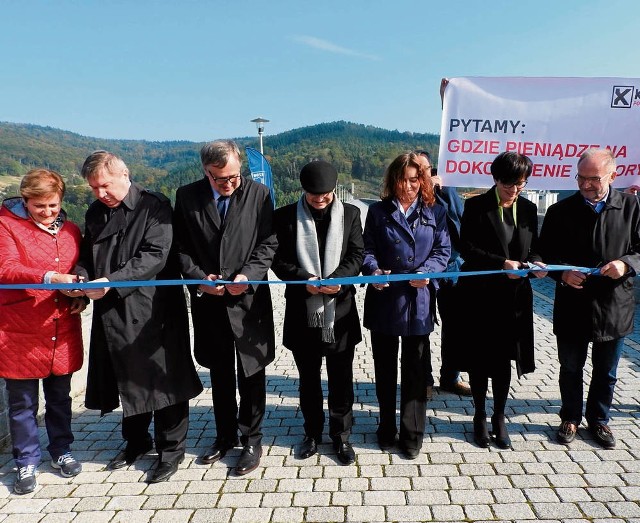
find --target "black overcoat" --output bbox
[457,188,542,377]
[173,177,276,376]
[272,201,364,352]
[539,190,640,342]
[76,182,203,417]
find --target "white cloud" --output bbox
[292,35,379,61]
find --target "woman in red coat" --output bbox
[0,169,85,494]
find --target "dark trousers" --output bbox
[292,345,355,443]
[436,280,462,386]
[5,374,73,468]
[122,401,189,464]
[371,331,429,451]
[209,338,265,447]
[469,358,512,418]
[557,336,624,425]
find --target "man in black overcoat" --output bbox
[75,151,203,483]
[540,148,640,449]
[173,140,276,475]
[272,161,363,465]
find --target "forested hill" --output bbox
[0,120,439,225]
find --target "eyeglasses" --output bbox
[575,173,608,185]
[210,174,241,186]
[500,180,527,189]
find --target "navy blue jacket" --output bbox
[362,198,450,336]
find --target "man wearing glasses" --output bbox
[173,140,277,475]
[540,148,640,449]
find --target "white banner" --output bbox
[437,77,640,189]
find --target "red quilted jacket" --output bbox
[0,198,84,378]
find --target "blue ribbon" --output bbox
[0,265,601,290]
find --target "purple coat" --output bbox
[362,198,451,336]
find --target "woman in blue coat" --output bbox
[362,152,450,458]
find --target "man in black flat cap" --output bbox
[273,161,364,465]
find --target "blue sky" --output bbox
[1,0,639,142]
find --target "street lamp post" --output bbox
[250,117,270,155]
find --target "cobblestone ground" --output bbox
[1,279,639,522]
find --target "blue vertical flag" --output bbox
[245,147,276,208]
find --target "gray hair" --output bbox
[577,148,616,172]
[81,150,129,180]
[200,140,241,168]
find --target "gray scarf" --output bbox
[296,195,344,343]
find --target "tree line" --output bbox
[0,121,439,227]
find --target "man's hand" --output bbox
[84,277,111,300]
[599,260,627,279]
[226,273,249,296]
[69,297,88,314]
[561,270,587,289]
[530,261,548,279]
[430,175,444,189]
[306,276,321,295]
[318,281,341,295]
[625,185,640,195]
[503,259,523,279]
[199,274,225,296]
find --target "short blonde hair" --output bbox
[20,168,65,200]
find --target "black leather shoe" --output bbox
[149,456,184,483]
[491,415,512,450]
[400,445,420,460]
[589,423,616,449]
[377,433,397,451]
[108,437,153,470]
[473,415,491,448]
[334,441,356,465]
[200,438,239,464]
[235,445,262,475]
[299,436,320,459]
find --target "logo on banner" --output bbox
[611,85,639,108]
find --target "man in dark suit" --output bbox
[173,140,276,475]
[76,151,203,483]
[415,151,471,398]
[272,161,363,465]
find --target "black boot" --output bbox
[491,414,511,449]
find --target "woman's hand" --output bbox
[371,269,390,291]
[599,260,627,279]
[409,272,430,288]
[54,273,85,298]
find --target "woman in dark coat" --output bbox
[273,161,364,465]
[362,152,450,459]
[458,152,546,449]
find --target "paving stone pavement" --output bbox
[1,278,640,522]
